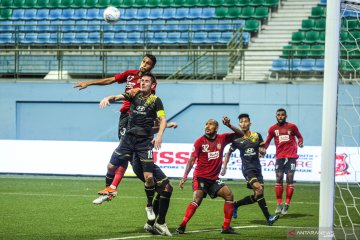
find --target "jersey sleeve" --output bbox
[155,97,165,117]
[190,139,201,159]
[264,126,274,149]
[114,70,130,84]
[224,133,237,144]
[123,89,140,101]
[258,133,265,147]
[292,124,303,144]
[228,142,236,153]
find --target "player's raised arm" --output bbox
[221,151,231,176]
[222,116,243,136]
[73,77,117,90]
[99,94,125,109]
[153,115,166,150]
[179,156,196,189]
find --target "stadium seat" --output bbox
[111,32,127,44]
[171,0,186,7]
[73,8,87,20]
[227,8,241,18]
[263,0,279,8]
[300,19,314,31]
[303,31,319,44]
[122,0,134,7]
[249,0,264,7]
[340,31,349,43]
[207,31,221,43]
[223,0,237,6]
[346,31,360,44]
[162,8,176,19]
[126,20,143,32]
[145,0,160,7]
[291,58,301,71]
[34,9,49,20]
[1,0,13,8]
[88,32,100,44]
[159,0,172,7]
[22,20,37,31]
[85,8,101,20]
[61,9,75,20]
[281,45,295,58]
[191,19,206,31]
[310,6,325,19]
[0,9,12,20]
[239,7,255,19]
[149,19,165,31]
[134,8,150,19]
[313,19,326,31]
[61,32,76,44]
[20,32,37,44]
[218,19,233,31]
[96,0,110,7]
[62,20,76,31]
[133,0,146,7]
[149,32,167,44]
[253,7,268,20]
[319,0,327,6]
[294,45,310,58]
[24,0,37,8]
[35,32,51,44]
[209,0,224,7]
[221,31,233,42]
[192,31,208,44]
[88,20,101,31]
[84,0,97,7]
[36,0,50,8]
[13,0,25,7]
[243,19,259,32]
[0,33,13,44]
[104,32,115,44]
[313,59,324,71]
[49,0,61,7]
[183,0,197,7]
[122,8,137,20]
[237,0,250,6]
[271,58,288,71]
[215,8,228,18]
[48,20,61,31]
[74,32,89,44]
[290,31,305,44]
[75,19,88,31]
[49,9,62,20]
[297,59,316,71]
[164,32,182,44]
[317,31,325,44]
[196,0,211,7]
[124,32,143,44]
[174,8,189,19]
[242,31,250,45]
[59,0,74,7]
[148,8,162,20]
[203,19,219,31]
[0,21,15,32]
[23,9,36,20]
[342,19,358,31]
[308,44,325,58]
[201,8,215,19]
[187,8,202,19]
[71,0,85,7]
[110,0,122,7]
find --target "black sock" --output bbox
[147,193,160,225]
[145,184,155,207]
[234,195,255,207]
[156,191,172,225]
[256,194,270,219]
[105,173,115,187]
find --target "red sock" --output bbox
[223,201,234,229]
[180,202,198,227]
[275,184,284,204]
[111,164,128,188]
[285,184,294,204]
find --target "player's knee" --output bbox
[144,174,154,185]
[107,163,117,173]
[164,183,173,193]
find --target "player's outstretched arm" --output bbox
[73,77,116,90]
[179,156,196,189]
[153,116,166,150]
[99,94,125,109]
[222,116,243,136]
[221,151,231,176]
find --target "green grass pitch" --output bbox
[0,174,358,240]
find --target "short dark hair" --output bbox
[276,108,287,114]
[238,113,250,121]
[142,72,156,83]
[208,119,219,126]
[144,54,157,66]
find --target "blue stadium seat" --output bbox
[162,8,176,19]
[22,20,37,32]
[201,7,215,19]
[192,31,208,44]
[0,33,13,44]
[187,8,202,19]
[12,9,25,20]
[124,32,143,44]
[74,32,89,44]
[204,19,219,31]
[23,9,36,20]
[207,31,221,43]
[62,32,76,44]
[148,8,163,20]
[73,9,87,20]
[319,0,327,6]
[174,8,189,20]
[85,9,101,20]
[0,21,15,32]
[313,59,324,71]
[149,32,167,44]
[166,20,181,31]
[111,23,127,32]
[271,58,288,71]
[49,33,58,43]
[49,9,62,20]
[297,59,316,71]
[191,19,206,31]
[243,32,250,45]
[149,19,165,31]
[103,23,115,31]
[218,19,233,31]
[61,9,75,20]
[88,20,101,31]
[221,31,233,42]
[88,32,100,44]
[104,32,115,44]
[35,33,51,44]
[62,20,76,31]
[291,58,302,71]
[122,8,137,20]
[75,20,88,31]
[35,9,49,20]
[48,20,62,32]
[20,32,37,44]
[126,20,142,32]
[111,33,127,44]
[135,8,150,20]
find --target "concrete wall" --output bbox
[0,82,359,146]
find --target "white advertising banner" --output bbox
[0,140,359,183]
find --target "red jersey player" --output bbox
[176,117,243,235]
[73,54,157,204]
[264,108,303,215]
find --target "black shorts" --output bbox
[132,159,169,190]
[118,112,129,141]
[243,168,264,189]
[192,176,226,199]
[275,158,297,174]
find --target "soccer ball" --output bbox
[103,6,120,23]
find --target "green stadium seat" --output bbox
[35,0,49,8]
[313,19,326,31]
[183,0,197,7]
[1,0,13,8]
[290,31,305,44]
[253,7,268,20]
[59,0,73,8]
[309,45,325,58]
[303,31,319,44]
[72,0,85,8]
[342,19,358,31]
[13,0,25,7]
[159,0,172,7]
[209,0,224,7]
[0,9,12,20]
[294,45,310,58]
[84,0,96,7]
[171,0,185,7]
[223,0,237,6]
[263,0,279,8]
[310,6,325,19]
[227,8,241,18]
[49,0,61,7]
[24,0,37,8]
[238,0,250,7]
[340,45,354,58]
[215,7,228,18]
[239,7,255,19]
[349,49,360,59]
[340,60,360,72]
[317,31,325,44]
[145,0,159,7]
[122,0,134,7]
[110,0,122,7]
[300,19,314,31]
[281,45,295,58]
[346,31,360,44]
[196,0,210,6]
[340,31,349,43]
[243,19,259,32]
[133,0,146,7]
[97,0,110,7]
[249,0,264,7]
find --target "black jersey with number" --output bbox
[124,91,165,136]
[229,132,264,172]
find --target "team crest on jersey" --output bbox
[335,154,350,176]
[208,151,219,160]
[288,130,292,135]
[217,143,221,150]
